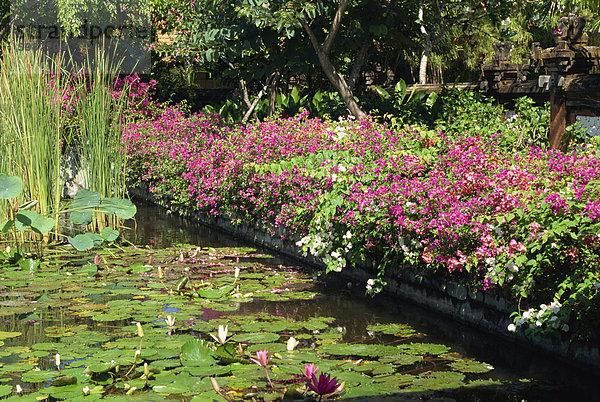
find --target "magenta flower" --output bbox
[250,349,269,367]
[553,28,563,36]
[307,372,340,397]
[302,363,319,379]
[250,350,274,389]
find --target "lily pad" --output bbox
[180,340,216,367]
[232,332,280,344]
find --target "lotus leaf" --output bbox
[0,174,22,199]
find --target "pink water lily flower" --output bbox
[302,363,319,379]
[250,349,274,388]
[308,372,340,397]
[250,349,269,367]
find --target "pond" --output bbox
[0,201,597,400]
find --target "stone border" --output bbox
[129,185,600,372]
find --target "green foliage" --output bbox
[0,173,135,251]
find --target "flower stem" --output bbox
[264,366,274,389]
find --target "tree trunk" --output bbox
[348,38,370,91]
[418,0,429,85]
[267,69,280,117]
[418,46,430,85]
[300,16,366,119]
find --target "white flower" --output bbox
[15,384,22,393]
[343,231,352,240]
[83,386,90,395]
[507,323,516,332]
[485,257,495,265]
[561,324,569,332]
[165,315,176,328]
[210,325,231,345]
[286,336,299,351]
[535,320,542,327]
[523,309,534,320]
[331,251,341,260]
[366,279,375,291]
[338,165,347,173]
[505,261,519,272]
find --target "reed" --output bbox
[0,40,67,242]
[74,47,130,231]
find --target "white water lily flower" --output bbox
[15,384,22,393]
[286,336,299,351]
[55,353,61,369]
[210,325,231,345]
[234,267,240,279]
[165,315,176,328]
[83,386,90,395]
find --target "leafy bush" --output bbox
[125,110,600,343]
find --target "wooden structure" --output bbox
[407,15,600,149]
[482,14,600,149]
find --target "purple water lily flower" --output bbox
[308,372,339,397]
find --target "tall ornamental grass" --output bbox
[0,42,67,241]
[75,50,129,230]
[0,40,132,240]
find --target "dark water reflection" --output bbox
[124,201,600,400]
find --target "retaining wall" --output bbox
[129,185,600,372]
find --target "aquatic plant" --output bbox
[250,349,274,389]
[307,372,342,400]
[0,40,66,241]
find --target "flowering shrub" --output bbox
[124,109,600,343]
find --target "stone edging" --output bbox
[129,185,600,372]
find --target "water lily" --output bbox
[165,315,176,328]
[250,349,269,367]
[302,363,319,379]
[210,324,231,345]
[287,336,299,351]
[250,349,274,389]
[135,322,144,338]
[308,372,340,398]
[55,353,61,370]
[94,254,101,265]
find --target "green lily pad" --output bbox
[232,332,280,344]
[367,323,416,337]
[0,384,11,397]
[180,340,216,367]
[0,331,21,340]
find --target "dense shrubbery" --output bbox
[124,92,600,344]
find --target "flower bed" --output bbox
[124,107,600,344]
